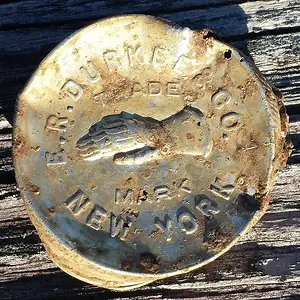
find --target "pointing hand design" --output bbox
[76,106,212,165]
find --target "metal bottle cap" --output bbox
[13,15,291,290]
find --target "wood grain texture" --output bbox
[2,0,298,31]
[1,0,300,299]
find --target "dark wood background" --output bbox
[1,1,300,299]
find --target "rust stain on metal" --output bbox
[140,252,160,273]
[13,15,291,291]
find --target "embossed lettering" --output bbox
[61,80,83,100]
[80,61,100,83]
[131,82,143,95]
[211,89,230,108]
[210,177,234,200]
[221,112,240,130]
[45,150,66,165]
[167,82,181,96]
[45,115,68,132]
[137,189,149,204]
[177,211,198,235]
[115,189,134,204]
[86,204,107,230]
[110,213,132,240]
[94,91,107,106]
[179,178,191,193]
[126,45,144,66]
[151,46,168,67]
[103,50,121,71]
[195,196,220,219]
[154,215,173,241]
[65,189,91,215]
[148,81,161,95]
[154,185,170,202]
[130,81,183,97]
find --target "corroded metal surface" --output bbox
[13,15,291,290]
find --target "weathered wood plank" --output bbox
[0,0,245,28]
[1,0,300,299]
[162,0,300,35]
[244,34,300,105]
[1,277,300,300]
[3,270,299,300]
[2,0,299,34]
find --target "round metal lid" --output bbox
[13,15,290,290]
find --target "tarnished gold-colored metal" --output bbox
[13,15,291,290]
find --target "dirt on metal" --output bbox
[13,15,291,290]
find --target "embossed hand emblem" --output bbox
[76,106,212,165]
